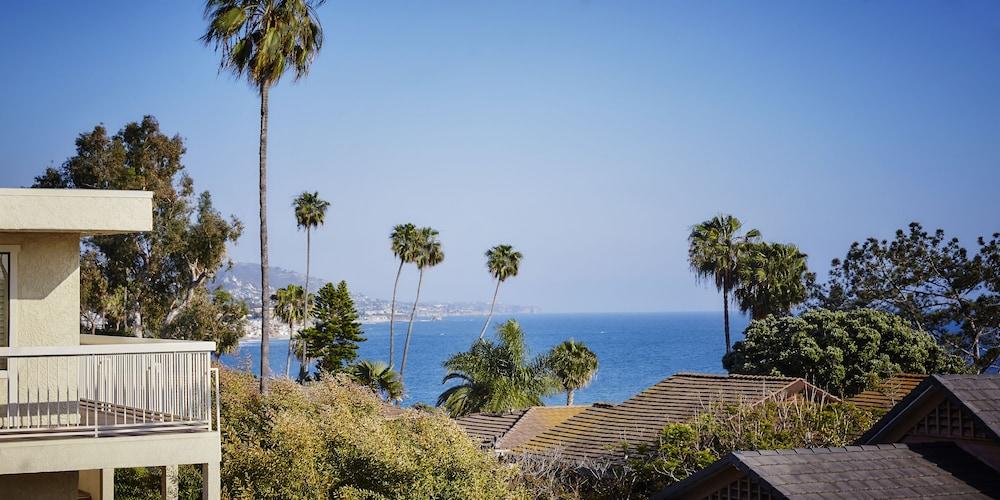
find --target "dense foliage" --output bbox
[163,288,248,358]
[724,308,968,396]
[219,370,527,499]
[301,281,365,374]
[438,320,554,416]
[811,223,1000,370]
[735,242,812,320]
[34,116,244,341]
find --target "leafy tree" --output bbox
[735,242,813,320]
[399,227,444,382]
[479,244,523,339]
[388,223,420,369]
[811,223,1000,370]
[272,285,306,378]
[33,116,243,338]
[80,250,107,335]
[202,0,325,393]
[438,320,554,417]
[348,360,403,402]
[724,308,968,397]
[546,339,599,406]
[302,281,365,374]
[688,215,761,354]
[163,288,248,359]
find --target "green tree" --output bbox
[399,227,444,382]
[479,244,523,340]
[688,215,761,354]
[164,288,248,360]
[735,242,813,320]
[272,285,306,378]
[388,223,420,369]
[546,339,599,406]
[202,0,324,393]
[80,250,107,335]
[348,360,403,402]
[724,308,968,397]
[33,117,243,339]
[292,192,330,372]
[811,223,1000,371]
[302,281,365,374]
[437,320,554,417]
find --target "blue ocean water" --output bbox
[221,312,749,406]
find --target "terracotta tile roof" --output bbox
[455,406,589,451]
[514,373,836,462]
[656,443,1000,499]
[847,373,926,411]
[455,410,527,448]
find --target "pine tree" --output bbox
[302,281,366,374]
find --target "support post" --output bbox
[101,468,114,500]
[161,465,178,500]
[201,462,220,500]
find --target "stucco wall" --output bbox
[0,189,152,234]
[0,232,80,347]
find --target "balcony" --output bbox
[0,335,219,440]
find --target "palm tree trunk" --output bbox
[259,84,272,394]
[389,259,404,369]
[399,268,424,381]
[723,286,731,355]
[566,390,574,406]
[285,319,294,378]
[302,226,312,380]
[479,279,501,339]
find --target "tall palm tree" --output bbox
[735,242,811,320]
[546,339,599,406]
[437,320,554,417]
[348,360,403,402]
[479,245,523,339]
[399,227,444,382]
[293,191,330,377]
[272,284,305,378]
[388,223,419,369]
[203,0,324,393]
[688,215,761,354]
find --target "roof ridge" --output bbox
[734,443,910,456]
[672,372,797,381]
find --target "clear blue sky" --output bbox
[2,1,999,313]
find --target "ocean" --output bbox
[221,312,750,406]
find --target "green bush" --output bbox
[724,308,968,396]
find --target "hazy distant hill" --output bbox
[212,262,538,322]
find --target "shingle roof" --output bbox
[861,374,1000,444]
[848,373,926,411]
[514,373,836,462]
[657,443,1000,499]
[455,409,527,448]
[454,406,589,451]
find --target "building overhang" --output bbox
[0,188,153,235]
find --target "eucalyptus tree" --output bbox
[399,228,444,381]
[479,245,523,339]
[688,215,761,354]
[293,191,330,373]
[348,360,403,402]
[202,0,324,393]
[272,284,306,378]
[438,320,554,417]
[735,243,812,320]
[388,223,419,368]
[546,339,599,406]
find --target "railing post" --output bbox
[93,355,100,438]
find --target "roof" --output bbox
[0,188,152,234]
[848,373,927,411]
[514,373,837,461]
[455,406,589,451]
[657,443,1000,499]
[861,374,1000,444]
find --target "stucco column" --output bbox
[101,469,114,500]
[201,462,220,500]
[161,465,178,500]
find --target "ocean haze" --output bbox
[2,1,999,313]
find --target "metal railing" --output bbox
[0,336,219,440]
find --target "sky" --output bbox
[2,1,999,313]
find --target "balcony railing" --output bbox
[0,335,219,440]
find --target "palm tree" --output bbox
[293,191,330,377]
[546,339,599,406]
[688,215,761,354]
[735,242,811,320]
[272,285,305,378]
[348,360,403,402]
[479,245,523,339]
[203,0,324,393]
[388,223,420,369]
[399,227,444,382]
[437,320,554,417]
